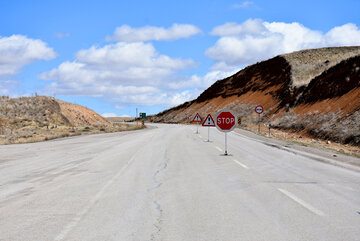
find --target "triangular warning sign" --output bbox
[192,113,202,122]
[202,114,215,126]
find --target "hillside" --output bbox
[151,47,360,146]
[0,96,140,144]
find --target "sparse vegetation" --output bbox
[0,96,145,145]
[274,110,360,146]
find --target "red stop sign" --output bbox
[215,109,237,132]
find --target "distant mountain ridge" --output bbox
[151,46,360,145]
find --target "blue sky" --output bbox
[1,0,360,117]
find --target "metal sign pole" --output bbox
[207,126,210,142]
[225,132,228,155]
[258,114,260,133]
[196,124,199,134]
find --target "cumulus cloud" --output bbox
[0,35,57,95]
[56,32,71,38]
[101,113,118,117]
[207,19,360,70]
[106,24,202,42]
[40,41,201,106]
[0,35,57,76]
[232,1,254,9]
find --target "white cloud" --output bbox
[168,70,238,90]
[207,19,360,70]
[232,1,254,9]
[325,23,360,46]
[109,89,198,107]
[40,41,201,106]
[102,113,118,117]
[211,19,266,36]
[0,35,57,76]
[106,24,202,42]
[0,35,57,95]
[56,32,71,38]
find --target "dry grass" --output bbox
[0,96,146,145]
[242,124,360,157]
[282,46,360,88]
[272,110,360,146]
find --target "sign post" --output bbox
[192,113,202,134]
[202,114,215,141]
[215,109,237,155]
[255,105,264,133]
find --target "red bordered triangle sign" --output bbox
[192,113,202,122]
[202,114,215,126]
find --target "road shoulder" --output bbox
[233,128,360,172]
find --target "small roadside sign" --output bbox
[202,114,215,141]
[192,113,202,134]
[192,113,202,122]
[255,105,264,133]
[202,114,215,127]
[255,105,264,114]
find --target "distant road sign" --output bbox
[255,105,264,114]
[192,113,202,122]
[215,109,237,132]
[202,114,215,127]
[141,113,146,119]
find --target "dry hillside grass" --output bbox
[0,96,143,145]
[282,46,360,87]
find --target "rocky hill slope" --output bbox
[151,47,360,146]
[0,96,138,144]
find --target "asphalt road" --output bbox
[0,124,359,241]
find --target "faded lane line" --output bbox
[233,159,249,169]
[215,146,223,152]
[54,154,137,241]
[277,188,325,216]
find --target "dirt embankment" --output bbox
[0,96,141,144]
[150,47,360,148]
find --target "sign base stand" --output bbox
[207,126,210,142]
[224,132,228,155]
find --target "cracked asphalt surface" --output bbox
[0,124,359,240]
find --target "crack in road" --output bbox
[148,150,169,241]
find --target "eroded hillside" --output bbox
[151,47,360,146]
[0,96,140,144]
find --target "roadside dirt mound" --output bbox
[0,96,138,144]
[57,100,110,127]
[151,46,360,146]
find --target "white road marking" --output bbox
[277,188,325,216]
[233,159,249,169]
[215,146,223,152]
[54,155,137,241]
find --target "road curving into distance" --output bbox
[0,123,359,241]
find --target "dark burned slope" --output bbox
[196,56,291,104]
[299,55,360,103]
[157,56,291,118]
